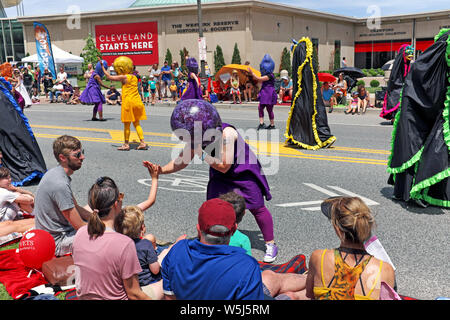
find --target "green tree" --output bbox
[165,48,173,65]
[214,45,225,73]
[312,44,319,73]
[279,47,291,76]
[333,48,340,70]
[80,33,101,73]
[231,43,241,64]
[180,47,189,72]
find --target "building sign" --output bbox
[95,21,158,66]
[171,20,240,34]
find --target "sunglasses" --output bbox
[69,149,85,159]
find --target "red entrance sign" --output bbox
[95,21,158,66]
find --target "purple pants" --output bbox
[93,102,103,115]
[249,206,274,242]
[258,104,274,120]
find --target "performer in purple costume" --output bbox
[80,60,110,121]
[180,57,203,100]
[248,54,278,130]
[148,99,279,262]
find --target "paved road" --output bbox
[21,102,449,300]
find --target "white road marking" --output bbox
[303,183,340,197]
[276,183,379,210]
[326,185,379,205]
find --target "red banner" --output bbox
[95,21,158,66]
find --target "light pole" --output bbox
[197,0,206,80]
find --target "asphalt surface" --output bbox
[20,101,449,300]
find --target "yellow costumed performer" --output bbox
[100,56,148,151]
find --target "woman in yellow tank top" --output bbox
[305,197,395,300]
[100,56,147,151]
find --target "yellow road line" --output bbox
[34,132,387,166]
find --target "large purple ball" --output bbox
[170,99,222,145]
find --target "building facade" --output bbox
[2,0,449,74]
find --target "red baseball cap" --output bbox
[198,198,237,237]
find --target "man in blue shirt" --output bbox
[161,198,308,300]
[160,60,172,98]
[321,82,336,113]
[162,198,264,300]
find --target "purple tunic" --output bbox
[180,73,203,100]
[258,73,277,105]
[206,123,272,210]
[80,72,105,104]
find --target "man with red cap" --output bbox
[161,198,264,300]
[161,198,308,300]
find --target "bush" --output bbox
[370,79,380,88]
[377,68,385,76]
[369,69,378,77]
[356,80,366,87]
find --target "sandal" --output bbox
[117,145,130,151]
[137,143,148,150]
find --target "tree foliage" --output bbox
[279,47,291,76]
[80,33,101,73]
[165,48,173,65]
[214,45,226,73]
[231,43,241,65]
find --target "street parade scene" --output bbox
[0,0,448,310]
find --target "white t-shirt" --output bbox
[57,72,67,83]
[0,187,19,221]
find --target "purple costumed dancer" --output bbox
[149,99,278,263]
[180,57,203,100]
[248,54,278,130]
[80,60,109,121]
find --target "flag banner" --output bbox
[33,22,56,79]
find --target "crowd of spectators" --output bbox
[0,134,400,300]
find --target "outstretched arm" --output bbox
[137,161,160,211]
[157,144,194,175]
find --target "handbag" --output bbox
[41,255,76,286]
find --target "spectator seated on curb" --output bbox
[321,82,336,113]
[106,85,121,105]
[0,166,35,238]
[305,196,396,300]
[161,198,308,300]
[278,76,293,103]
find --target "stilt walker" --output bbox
[388,29,450,207]
[285,37,336,149]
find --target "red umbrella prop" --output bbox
[318,73,336,83]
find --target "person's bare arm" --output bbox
[305,250,320,300]
[13,194,34,206]
[123,274,151,300]
[158,145,194,175]
[61,207,87,230]
[137,161,159,212]
[163,293,177,300]
[149,261,160,275]
[247,68,269,82]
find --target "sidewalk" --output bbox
[151,95,382,114]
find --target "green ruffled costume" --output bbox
[387,29,450,207]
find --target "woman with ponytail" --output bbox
[73,176,151,300]
[305,197,395,300]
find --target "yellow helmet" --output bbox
[113,56,134,75]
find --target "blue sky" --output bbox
[4,0,450,18]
